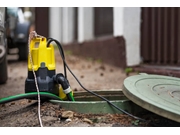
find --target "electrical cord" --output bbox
[0,36,152,125]
[47,38,67,79]
[47,38,147,122]
[0,92,62,104]
[65,60,146,121]
[0,35,150,125]
[48,38,75,101]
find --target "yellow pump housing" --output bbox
[28,37,56,71]
[25,36,73,100]
[25,37,59,96]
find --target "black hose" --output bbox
[47,38,67,79]
[51,38,147,122]
[53,73,75,101]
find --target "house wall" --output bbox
[141,7,180,66]
[94,7,113,37]
[48,7,141,68]
[35,8,49,37]
[113,7,141,66]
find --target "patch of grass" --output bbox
[132,120,140,126]
[65,50,73,56]
[86,57,94,62]
[125,67,133,76]
[96,58,102,63]
[125,67,133,73]
[86,58,103,63]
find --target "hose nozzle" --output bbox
[53,73,74,101]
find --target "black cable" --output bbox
[65,60,146,121]
[47,37,67,79]
[51,38,147,122]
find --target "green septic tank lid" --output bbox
[123,73,180,123]
[50,90,144,114]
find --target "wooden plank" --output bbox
[151,7,156,63]
[163,7,168,64]
[157,8,162,64]
[177,8,180,64]
[141,7,151,62]
[170,7,175,64]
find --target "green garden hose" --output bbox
[0,92,62,104]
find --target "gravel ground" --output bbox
[0,49,180,127]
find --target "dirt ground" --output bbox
[0,49,180,127]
